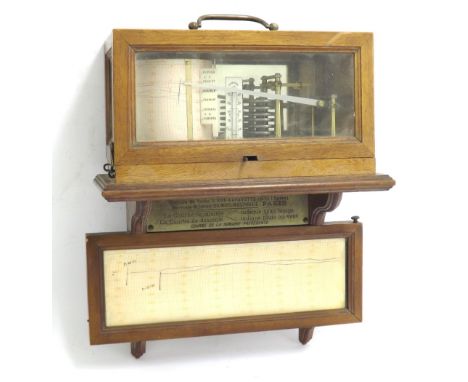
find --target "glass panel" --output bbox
[135,51,355,142]
[104,238,346,326]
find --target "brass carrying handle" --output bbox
[188,14,279,31]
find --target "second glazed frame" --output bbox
[86,222,362,345]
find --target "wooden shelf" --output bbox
[94,174,395,202]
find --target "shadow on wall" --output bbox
[52,44,127,366]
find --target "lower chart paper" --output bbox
[104,238,346,327]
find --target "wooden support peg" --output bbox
[298,327,314,345]
[131,341,146,358]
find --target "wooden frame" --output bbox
[86,222,362,345]
[108,30,375,183]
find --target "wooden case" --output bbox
[105,30,375,184]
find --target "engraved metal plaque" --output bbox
[146,195,309,232]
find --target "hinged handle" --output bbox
[188,14,279,31]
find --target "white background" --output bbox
[1,0,467,380]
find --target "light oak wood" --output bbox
[117,137,372,165]
[115,30,371,48]
[116,158,375,184]
[108,30,375,184]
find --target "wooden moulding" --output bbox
[308,193,343,225]
[86,223,362,345]
[94,173,395,202]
